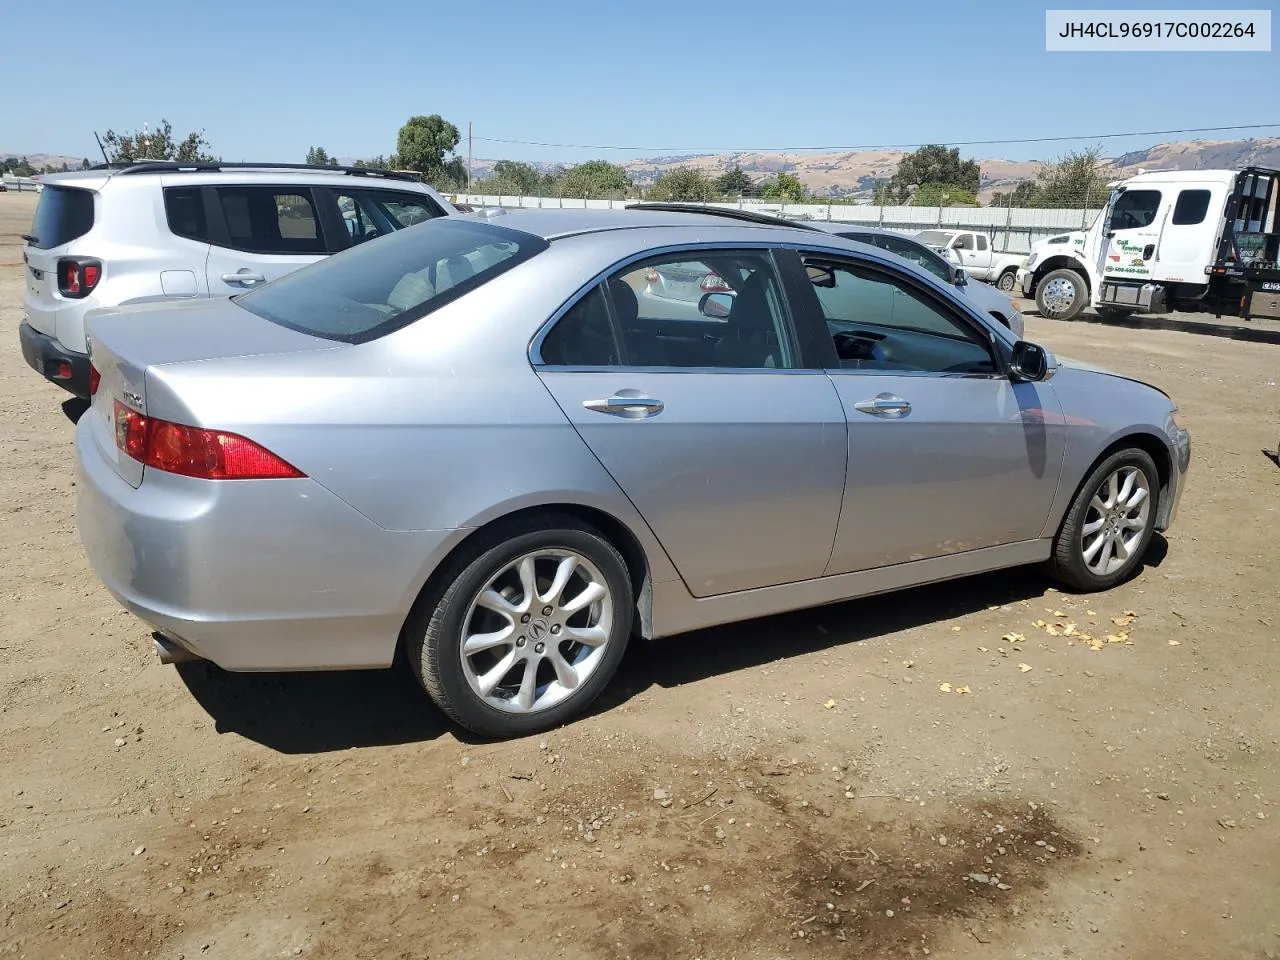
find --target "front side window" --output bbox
[236,218,545,343]
[1110,189,1162,230]
[804,257,996,375]
[335,190,445,247]
[214,186,325,255]
[953,234,974,250]
[1172,189,1211,226]
[540,250,797,370]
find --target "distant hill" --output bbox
[0,153,87,173]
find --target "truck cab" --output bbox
[1018,167,1280,322]
[914,229,1024,290]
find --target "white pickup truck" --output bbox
[914,230,1025,291]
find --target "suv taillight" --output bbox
[113,401,304,480]
[88,363,100,397]
[57,258,102,299]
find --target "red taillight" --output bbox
[700,273,731,293]
[113,401,303,480]
[57,258,102,299]
[88,363,100,396]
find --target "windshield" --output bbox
[914,230,952,248]
[236,218,547,343]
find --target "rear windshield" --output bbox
[29,185,95,249]
[235,218,547,343]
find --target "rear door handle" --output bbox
[852,393,911,418]
[221,271,267,286]
[583,393,664,419]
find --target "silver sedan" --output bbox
[75,207,1191,738]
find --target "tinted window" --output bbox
[805,257,996,375]
[214,186,325,255]
[1172,189,1212,226]
[334,190,445,247]
[540,285,620,366]
[541,251,796,370]
[953,234,973,250]
[1110,190,1161,230]
[236,218,545,343]
[163,187,208,241]
[28,185,94,249]
[975,234,988,251]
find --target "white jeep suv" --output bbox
[19,161,455,398]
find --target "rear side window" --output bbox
[975,235,989,251]
[28,186,94,249]
[164,187,208,241]
[213,186,325,255]
[1172,189,1212,226]
[235,218,547,343]
[333,189,445,247]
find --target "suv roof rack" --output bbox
[89,161,424,183]
[625,201,822,232]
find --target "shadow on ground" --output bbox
[1024,307,1280,345]
[174,544,1168,754]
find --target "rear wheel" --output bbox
[996,269,1018,292]
[1047,448,1159,591]
[407,516,633,738]
[1035,268,1089,321]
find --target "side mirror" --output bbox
[1010,341,1058,383]
[952,265,968,285]
[698,291,733,319]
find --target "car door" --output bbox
[973,232,993,278]
[1152,185,1224,283]
[1097,186,1165,284]
[951,232,981,278]
[533,247,848,598]
[791,249,1066,575]
[204,185,333,295]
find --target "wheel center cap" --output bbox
[528,619,549,642]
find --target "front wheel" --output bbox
[1035,268,1089,321]
[1047,449,1159,592]
[996,269,1018,292]
[407,517,633,738]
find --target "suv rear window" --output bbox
[28,185,95,249]
[236,218,547,343]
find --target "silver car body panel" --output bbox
[76,210,1189,671]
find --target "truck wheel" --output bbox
[1095,306,1134,322]
[996,269,1018,292]
[1035,268,1088,321]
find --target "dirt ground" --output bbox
[1,189,1278,960]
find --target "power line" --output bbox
[470,122,1280,154]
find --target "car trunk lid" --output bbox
[85,298,342,487]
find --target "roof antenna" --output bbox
[93,131,109,165]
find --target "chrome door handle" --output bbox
[221,271,266,286]
[583,393,664,419]
[852,393,911,418]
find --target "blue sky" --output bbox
[2,0,1276,165]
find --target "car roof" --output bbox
[40,162,439,192]
[458,207,836,241]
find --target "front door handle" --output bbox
[221,270,267,286]
[852,393,911,418]
[583,392,664,419]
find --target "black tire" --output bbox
[406,515,633,738]
[1095,305,1134,322]
[996,269,1018,292]
[1047,448,1160,592]
[1035,267,1089,321]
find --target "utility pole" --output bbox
[467,122,473,191]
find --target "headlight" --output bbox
[1025,253,1039,269]
[1170,408,1188,432]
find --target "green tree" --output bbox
[989,180,1040,207]
[714,165,755,197]
[909,182,978,206]
[760,172,808,203]
[558,160,633,198]
[648,166,715,201]
[880,145,980,204]
[988,148,1110,208]
[101,120,216,163]
[394,115,465,185]
[492,160,542,194]
[80,158,91,170]
[353,155,390,169]
[306,146,337,166]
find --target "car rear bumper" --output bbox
[20,321,91,397]
[74,415,464,672]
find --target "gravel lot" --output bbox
[2,189,1278,960]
